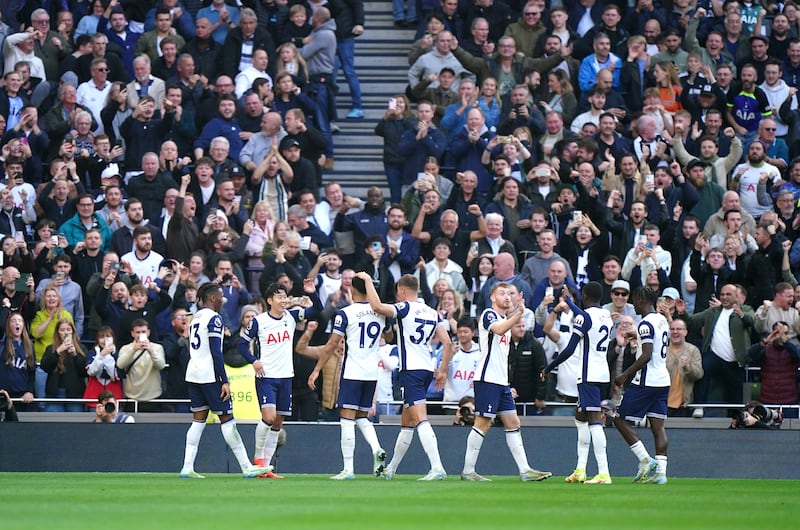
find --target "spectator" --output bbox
[300,7,337,161]
[77,58,113,134]
[679,283,755,418]
[193,94,243,161]
[117,318,166,412]
[35,255,85,338]
[748,321,800,416]
[578,34,621,93]
[665,318,704,417]
[754,282,800,343]
[126,153,179,221]
[84,326,123,404]
[234,48,272,99]
[111,198,167,258]
[376,94,416,205]
[160,307,191,412]
[0,313,35,411]
[222,7,275,78]
[40,318,86,412]
[508,319,547,413]
[136,9,186,61]
[60,194,113,252]
[408,31,468,91]
[260,230,312,296]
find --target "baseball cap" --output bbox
[611,279,630,293]
[699,84,715,96]
[101,164,122,180]
[279,137,301,151]
[686,159,707,170]
[662,287,680,300]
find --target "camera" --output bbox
[730,401,783,429]
[457,405,475,426]
[103,401,116,414]
[221,273,232,284]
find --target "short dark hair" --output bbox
[456,316,476,331]
[132,226,151,238]
[351,275,367,295]
[197,282,222,304]
[264,282,287,301]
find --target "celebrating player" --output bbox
[238,280,321,478]
[358,272,454,481]
[613,286,670,484]
[297,276,391,480]
[179,283,270,479]
[446,282,552,482]
[542,282,614,484]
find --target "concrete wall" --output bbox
[1,423,799,478]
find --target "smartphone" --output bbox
[470,241,479,253]
[50,235,58,245]
[139,333,148,343]
[55,272,65,282]
[14,274,30,293]
[105,337,114,347]
[371,241,383,252]
[545,286,554,298]
[499,136,511,144]
[416,172,426,181]
[638,235,647,245]
[535,167,550,178]
[388,98,397,110]
[572,210,582,223]
[109,262,121,271]
[300,236,311,251]
[14,231,23,242]
[646,242,654,249]
[645,173,655,185]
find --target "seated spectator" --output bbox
[40,318,86,412]
[117,318,166,412]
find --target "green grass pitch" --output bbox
[4,473,798,529]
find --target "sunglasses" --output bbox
[612,291,628,296]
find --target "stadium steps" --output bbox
[327,1,415,199]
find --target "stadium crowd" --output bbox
[0,0,800,424]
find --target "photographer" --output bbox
[454,395,475,426]
[94,390,134,423]
[0,389,19,422]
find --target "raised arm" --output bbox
[354,271,396,317]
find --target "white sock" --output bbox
[254,420,270,462]
[263,428,280,465]
[182,421,206,472]
[340,418,356,473]
[462,427,485,475]
[655,455,668,476]
[589,423,609,475]
[220,419,252,471]
[630,440,651,463]
[416,420,443,472]
[575,419,590,471]
[505,428,530,474]
[386,427,414,472]
[355,417,381,453]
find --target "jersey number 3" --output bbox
[190,322,201,350]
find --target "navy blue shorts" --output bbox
[337,379,377,411]
[188,382,233,415]
[577,382,603,412]
[474,381,516,419]
[618,385,669,421]
[255,377,293,416]
[399,370,433,407]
